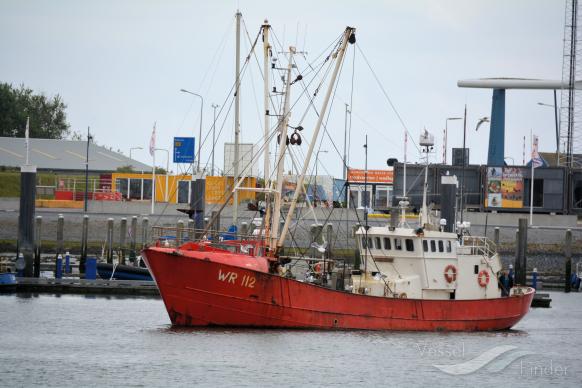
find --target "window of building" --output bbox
[438,240,444,253]
[395,238,402,250]
[430,240,436,252]
[384,238,392,250]
[177,181,190,204]
[129,179,142,200]
[423,240,428,252]
[523,178,544,207]
[142,179,152,200]
[405,239,414,252]
[116,178,129,199]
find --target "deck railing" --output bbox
[460,236,497,259]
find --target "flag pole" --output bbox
[529,130,534,226]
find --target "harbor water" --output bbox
[0,292,580,387]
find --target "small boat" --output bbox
[0,272,17,293]
[97,263,153,281]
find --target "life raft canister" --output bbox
[444,264,457,283]
[478,270,490,287]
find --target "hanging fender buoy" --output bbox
[478,270,490,287]
[444,264,457,283]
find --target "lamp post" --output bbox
[180,89,204,173]
[155,148,170,202]
[129,146,142,161]
[537,97,559,161]
[211,103,219,176]
[315,149,328,206]
[443,117,462,164]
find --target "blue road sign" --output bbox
[173,137,195,163]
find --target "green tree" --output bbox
[0,82,70,139]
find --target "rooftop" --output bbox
[0,137,151,173]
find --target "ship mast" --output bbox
[233,10,242,227]
[277,27,356,251]
[270,47,295,251]
[262,20,272,243]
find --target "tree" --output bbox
[0,83,70,139]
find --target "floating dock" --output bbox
[11,277,159,296]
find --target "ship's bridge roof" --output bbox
[355,226,457,239]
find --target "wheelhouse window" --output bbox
[405,239,414,252]
[375,237,382,250]
[368,238,373,249]
[430,240,436,252]
[384,237,391,250]
[438,240,444,253]
[446,241,452,253]
[395,238,402,250]
[423,240,428,252]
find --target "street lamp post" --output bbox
[211,103,219,176]
[537,96,560,160]
[129,147,143,164]
[443,117,462,164]
[180,89,204,173]
[155,148,170,202]
[315,149,328,206]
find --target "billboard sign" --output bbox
[486,167,524,208]
[347,169,393,184]
[173,137,195,163]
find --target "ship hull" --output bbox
[143,247,534,331]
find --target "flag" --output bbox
[531,135,543,168]
[149,123,156,157]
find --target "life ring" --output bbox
[444,265,457,283]
[314,263,322,273]
[478,270,490,287]
[400,292,407,299]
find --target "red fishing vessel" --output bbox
[143,21,534,331]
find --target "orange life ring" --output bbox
[314,263,322,273]
[444,265,457,283]
[478,270,490,287]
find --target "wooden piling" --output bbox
[515,219,528,285]
[494,227,500,246]
[80,215,88,275]
[187,219,195,241]
[34,216,42,278]
[141,217,149,248]
[130,216,137,261]
[56,214,64,274]
[56,214,64,256]
[119,217,127,265]
[177,220,184,244]
[106,218,114,264]
[565,229,572,293]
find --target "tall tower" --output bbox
[559,0,582,167]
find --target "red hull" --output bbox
[143,247,534,331]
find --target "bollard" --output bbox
[119,217,127,265]
[34,216,42,278]
[177,220,184,245]
[130,216,137,262]
[532,267,538,290]
[106,218,114,264]
[80,215,89,275]
[188,219,195,241]
[85,257,97,280]
[17,164,36,277]
[141,217,149,248]
[494,227,500,246]
[55,254,63,279]
[565,229,572,293]
[65,251,71,274]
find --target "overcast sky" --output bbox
[0,0,566,178]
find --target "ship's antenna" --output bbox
[364,134,368,274]
[419,128,434,228]
[398,129,409,228]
